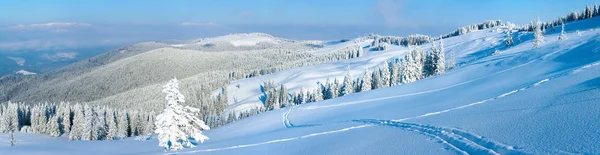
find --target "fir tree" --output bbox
[46,115,61,137]
[559,23,568,40]
[155,77,210,151]
[533,17,545,48]
[340,67,354,96]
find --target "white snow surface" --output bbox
[15,70,36,75]
[197,33,283,46]
[2,18,600,155]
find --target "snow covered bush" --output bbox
[533,18,544,48]
[559,23,568,40]
[155,77,210,151]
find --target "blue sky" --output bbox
[0,0,598,53]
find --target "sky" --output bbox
[0,0,599,53]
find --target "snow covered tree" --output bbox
[143,114,154,136]
[533,18,544,48]
[340,67,354,96]
[216,87,228,115]
[402,47,424,83]
[389,61,400,86]
[559,23,568,40]
[46,115,61,137]
[360,68,372,92]
[59,104,71,134]
[380,62,391,87]
[371,69,382,89]
[0,102,20,133]
[447,51,456,70]
[105,108,118,140]
[116,110,129,139]
[433,38,446,76]
[506,31,514,47]
[313,86,324,102]
[155,77,210,151]
[577,30,582,36]
[82,105,106,140]
[69,104,84,140]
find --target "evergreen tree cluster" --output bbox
[370,34,432,48]
[0,101,156,141]
[280,39,453,107]
[442,20,504,39]
[519,4,600,33]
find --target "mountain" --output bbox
[1,11,600,155]
[0,33,351,111]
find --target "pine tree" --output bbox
[340,67,354,96]
[433,38,446,76]
[390,61,400,86]
[59,103,71,134]
[402,47,423,83]
[142,114,154,136]
[380,62,391,88]
[506,31,514,47]
[105,108,118,140]
[216,87,228,115]
[278,85,289,107]
[314,86,324,102]
[447,51,456,70]
[46,115,61,137]
[155,78,210,151]
[423,50,435,78]
[533,17,544,48]
[371,69,382,89]
[360,68,373,92]
[69,104,84,140]
[116,110,129,139]
[559,23,568,40]
[128,111,138,137]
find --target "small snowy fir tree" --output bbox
[155,77,210,151]
[360,68,372,92]
[533,18,544,48]
[447,51,456,70]
[558,23,568,40]
[576,30,582,36]
[340,66,354,96]
[506,31,513,47]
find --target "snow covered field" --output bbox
[2,16,600,155]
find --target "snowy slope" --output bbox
[15,70,36,75]
[195,33,286,46]
[181,18,600,154]
[2,18,600,155]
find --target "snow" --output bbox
[197,33,283,46]
[7,56,25,66]
[170,44,185,47]
[2,17,600,154]
[15,70,36,75]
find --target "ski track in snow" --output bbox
[177,78,550,154]
[352,119,528,155]
[170,125,372,154]
[175,59,600,154]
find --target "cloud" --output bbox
[373,0,415,28]
[0,39,79,51]
[8,22,91,30]
[179,22,218,26]
[41,52,78,61]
